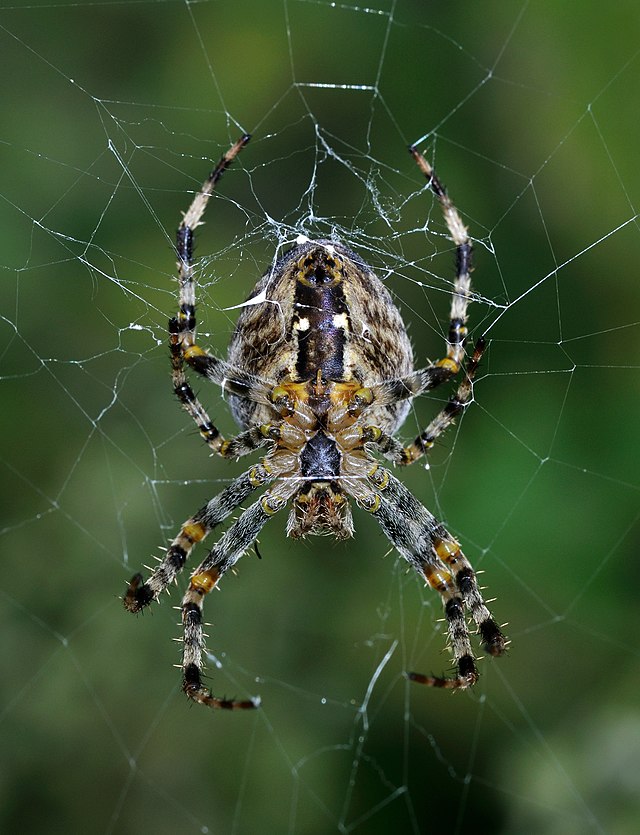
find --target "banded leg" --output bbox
[170,134,267,456]
[123,462,273,613]
[365,338,486,466]
[400,337,486,465]
[348,465,506,689]
[371,149,475,408]
[181,486,293,710]
[410,143,473,376]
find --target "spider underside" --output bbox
[124,134,507,710]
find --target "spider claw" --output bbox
[123,573,155,613]
[405,669,478,690]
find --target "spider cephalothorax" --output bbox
[124,135,507,710]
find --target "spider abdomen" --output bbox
[227,238,414,433]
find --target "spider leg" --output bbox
[410,144,473,376]
[173,134,249,363]
[346,464,506,689]
[363,339,485,466]
[369,147,484,466]
[181,484,294,710]
[359,425,408,463]
[169,133,273,456]
[124,461,274,613]
[404,337,486,465]
[372,148,475,405]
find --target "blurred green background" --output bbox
[1,2,639,833]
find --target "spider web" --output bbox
[1,1,639,833]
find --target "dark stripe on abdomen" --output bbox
[294,270,349,380]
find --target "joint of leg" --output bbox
[260,423,281,441]
[358,493,381,514]
[270,387,295,417]
[367,464,389,490]
[361,425,382,444]
[423,565,454,592]
[182,521,207,544]
[436,357,460,374]
[249,464,269,487]
[348,387,374,417]
[218,439,233,457]
[200,422,221,446]
[434,536,462,565]
[401,441,431,465]
[189,569,220,595]
[399,447,415,465]
[184,344,207,361]
[261,494,287,515]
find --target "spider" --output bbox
[124,134,507,710]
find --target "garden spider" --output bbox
[124,134,507,710]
